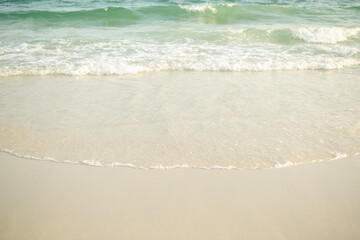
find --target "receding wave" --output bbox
[1,68,359,170]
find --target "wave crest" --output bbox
[178,3,237,13]
[293,27,360,43]
[1,31,359,77]
[0,4,334,25]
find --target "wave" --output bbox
[178,3,237,13]
[0,3,342,25]
[293,27,360,44]
[226,27,360,44]
[0,7,141,24]
[1,2,359,76]
[1,25,359,76]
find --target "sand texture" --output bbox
[1,153,360,240]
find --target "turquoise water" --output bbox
[1,0,359,75]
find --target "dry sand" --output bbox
[1,152,360,240]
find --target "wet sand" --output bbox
[1,152,360,240]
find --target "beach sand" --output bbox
[1,0,360,239]
[1,153,360,240]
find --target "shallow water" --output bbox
[0,70,359,169]
[1,0,360,168]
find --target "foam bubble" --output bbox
[1,146,358,171]
[273,161,294,168]
[293,27,360,43]
[330,152,348,160]
[81,160,144,169]
[179,3,217,13]
[1,25,359,77]
[0,41,359,76]
[178,3,236,13]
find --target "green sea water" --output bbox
[0,0,359,75]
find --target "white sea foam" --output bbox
[179,3,217,13]
[293,27,360,43]
[0,147,75,164]
[0,40,359,76]
[178,3,236,13]
[0,147,356,170]
[273,161,294,168]
[0,147,239,170]
[81,160,145,169]
[1,59,358,76]
[330,152,348,160]
[1,24,359,77]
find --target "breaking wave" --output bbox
[1,26,359,76]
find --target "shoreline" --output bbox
[1,152,360,240]
[1,147,357,170]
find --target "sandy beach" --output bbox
[1,1,360,239]
[1,153,360,240]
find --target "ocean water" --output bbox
[0,0,359,169]
[1,0,360,75]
